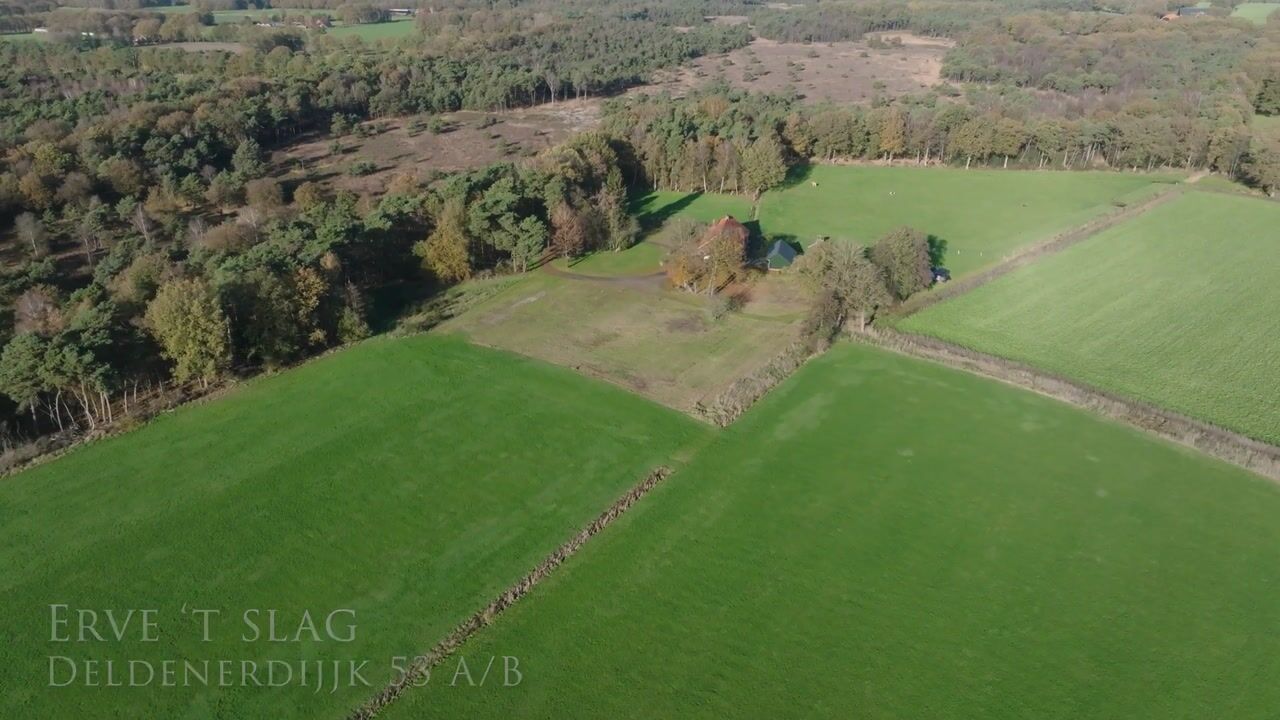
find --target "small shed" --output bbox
[765,240,798,270]
[931,266,951,283]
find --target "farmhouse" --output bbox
[698,215,750,255]
[765,239,797,270]
[1161,6,1210,19]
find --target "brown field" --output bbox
[271,101,599,197]
[150,41,248,53]
[630,35,949,104]
[440,269,808,414]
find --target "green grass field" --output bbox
[384,342,1280,719]
[900,191,1280,444]
[630,190,753,229]
[0,335,706,718]
[549,241,664,277]
[1255,113,1280,132]
[327,18,416,40]
[1233,2,1280,22]
[757,165,1179,277]
[1191,174,1262,196]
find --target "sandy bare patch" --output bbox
[628,36,947,104]
[151,41,248,53]
[271,100,600,198]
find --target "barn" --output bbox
[765,240,798,270]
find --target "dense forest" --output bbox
[0,0,1277,452]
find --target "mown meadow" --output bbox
[757,165,1179,277]
[900,191,1280,444]
[385,343,1280,719]
[0,335,707,718]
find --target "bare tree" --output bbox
[13,212,46,257]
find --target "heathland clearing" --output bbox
[383,343,1280,719]
[0,335,705,718]
[273,103,597,198]
[630,35,949,104]
[899,191,1280,444]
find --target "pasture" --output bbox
[328,18,416,40]
[0,335,706,718]
[383,343,1280,719]
[757,165,1179,277]
[549,241,666,277]
[899,191,1280,444]
[443,271,805,413]
[1233,2,1280,22]
[630,190,753,229]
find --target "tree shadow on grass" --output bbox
[631,191,702,233]
[927,234,949,267]
[776,163,817,191]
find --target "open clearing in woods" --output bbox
[899,191,1280,445]
[272,103,597,198]
[443,271,806,413]
[0,335,706,719]
[631,34,950,104]
[1233,3,1280,22]
[383,343,1280,720]
[757,165,1180,277]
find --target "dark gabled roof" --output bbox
[766,239,797,268]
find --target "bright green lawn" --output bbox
[1233,2,1280,22]
[0,32,44,41]
[385,342,1280,719]
[630,190,753,229]
[1192,174,1261,196]
[550,241,664,276]
[900,191,1280,444]
[757,165,1179,277]
[327,18,416,40]
[0,335,706,718]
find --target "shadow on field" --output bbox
[633,191,701,232]
[927,234,948,266]
[776,163,817,191]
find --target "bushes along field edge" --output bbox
[858,328,1280,483]
[348,465,675,719]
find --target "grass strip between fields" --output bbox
[858,328,1280,482]
[349,465,675,719]
[892,184,1183,318]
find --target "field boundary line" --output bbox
[892,184,1184,318]
[855,328,1280,483]
[348,465,675,719]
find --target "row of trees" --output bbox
[603,83,1280,194]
